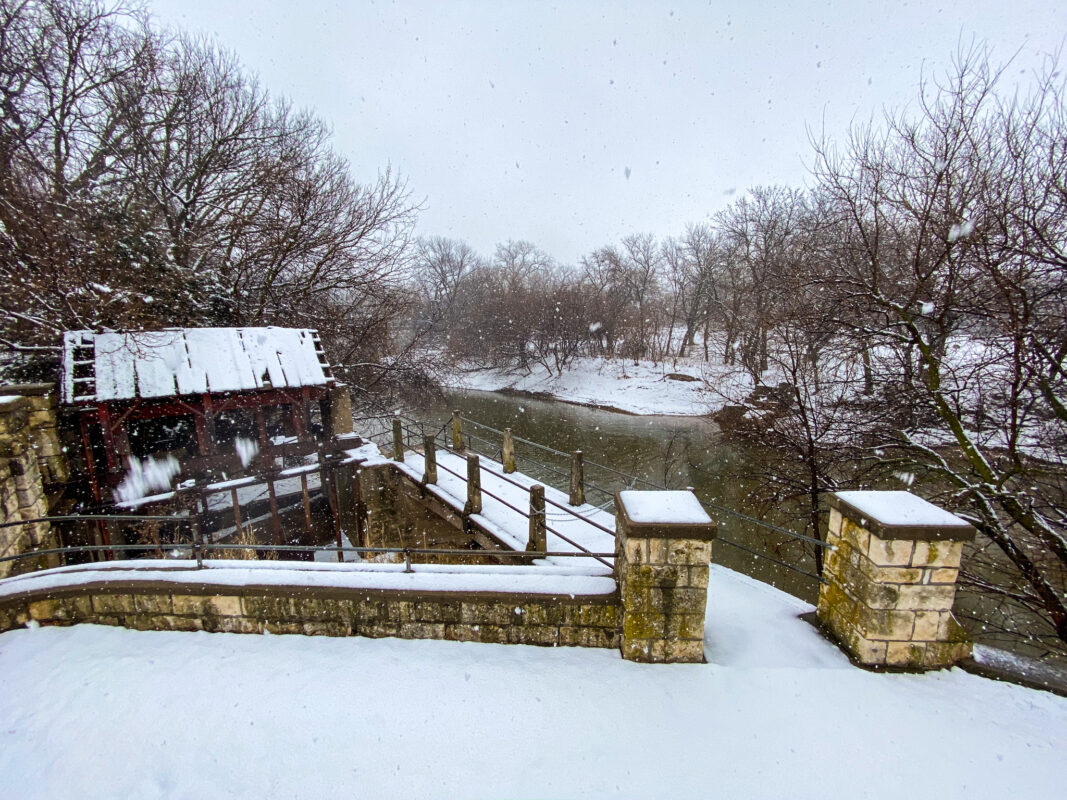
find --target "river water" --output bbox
[411,388,822,601]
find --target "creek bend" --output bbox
[409,388,821,601]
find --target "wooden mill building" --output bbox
[60,327,352,504]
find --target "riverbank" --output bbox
[446,357,748,416]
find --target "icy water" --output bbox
[411,388,822,601]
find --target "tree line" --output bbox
[413,46,1067,646]
[0,0,415,384]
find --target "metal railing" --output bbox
[376,411,829,584]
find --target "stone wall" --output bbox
[0,388,66,578]
[0,580,620,648]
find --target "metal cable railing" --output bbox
[365,412,828,582]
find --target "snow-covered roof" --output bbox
[61,328,334,404]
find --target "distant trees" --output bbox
[0,0,414,381]
[411,44,1066,647]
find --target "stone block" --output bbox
[508,625,559,646]
[867,535,914,567]
[623,611,664,640]
[302,620,350,637]
[870,566,924,584]
[209,616,264,634]
[687,565,709,589]
[665,639,704,662]
[849,635,888,665]
[158,615,204,632]
[575,604,617,628]
[827,507,843,537]
[895,584,956,611]
[240,595,298,620]
[647,538,669,564]
[29,598,74,622]
[398,621,446,639]
[664,612,705,640]
[839,518,871,555]
[92,594,134,615]
[170,594,242,617]
[856,607,915,640]
[886,641,927,668]
[667,539,712,565]
[923,639,971,667]
[911,540,963,569]
[926,568,959,585]
[623,538,646,565]
[912,610,946,641]
[361,622,400,638]
[131,594,173,615]
[264,620,304,635]
[410,601,461,624]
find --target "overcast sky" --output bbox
[148,1,1065,266]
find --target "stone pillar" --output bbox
[0,395,57,577]
[326,384,353,436]
[615,490,716,663]
[818,490,975,670]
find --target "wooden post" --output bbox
[569,450,585,506]
[300,473,313,536]
[201,393,218,455]
[266,475,283,546]
[465,454,482,515]
[392,418,405,461]
[451,410,463,451]
[502,428,516,473]
[527,484,547,555]
[423,435,438,484]
[330,475,344,563]
[353,468,366,548]
[230,488,244,542]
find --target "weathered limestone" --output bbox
[1,582,621,649]
[817,490,975,670]
[614,490,716,663]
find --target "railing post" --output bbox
[502,427,516,474]
[527,484,547,556]
[392,417,405,461]
[451,410,463,451]
[465,454,482,515]
[423,435,438,484]
[191,517,204,569]
[569,450,585,506]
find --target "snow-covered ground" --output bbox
[448,356,749,416]
[2,565,1064,799]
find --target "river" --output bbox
[410,388,822,601]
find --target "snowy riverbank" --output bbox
[447,356,750,416]
[1,564,1064,799]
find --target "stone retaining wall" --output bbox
[0,581,621,648]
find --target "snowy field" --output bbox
[448,356,748,416]
[2,566,1065,799]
